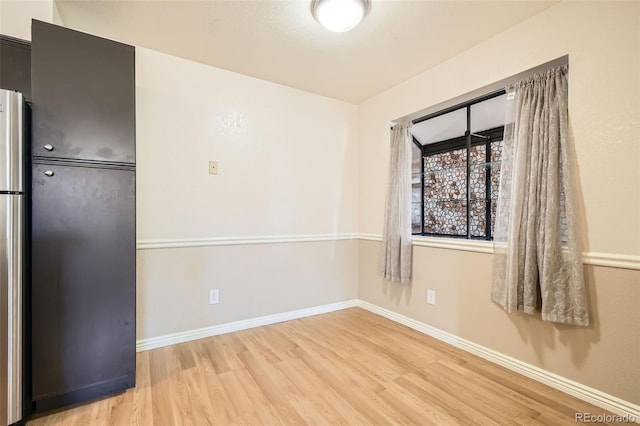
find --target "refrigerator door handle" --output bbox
[0,197,8,426]
[8,196,22,425]
[0,195,22,425]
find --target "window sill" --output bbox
[411,236,494,254]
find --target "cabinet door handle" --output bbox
[44,170,54,177]
[44,144,54,151]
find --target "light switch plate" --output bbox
[209,161,218,175]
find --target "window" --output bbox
[411,92,506,239]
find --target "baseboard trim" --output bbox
[356,300,640,421]
[135,299,358,352]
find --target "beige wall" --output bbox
[357,1,640,406]
[52,1,63,26]
[358,1,639,256]
[359,240,640,405]
[0,0,53,40]
[136,47,358,240]
[138,240,358,339]
[135,47,359,339]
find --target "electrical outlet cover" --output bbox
[209,289,219,304]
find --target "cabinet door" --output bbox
[31,21,135,163]
[31,163,135,404]
[0,36,32,100]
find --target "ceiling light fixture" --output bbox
[311,0,370,33]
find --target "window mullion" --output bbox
[421,151,425,235]
[466,106,471,239]
[485,140,492,240]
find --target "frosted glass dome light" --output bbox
[311,0,370,33]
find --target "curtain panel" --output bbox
[492,65,589,326]
[379,122,413,284]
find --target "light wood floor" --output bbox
[28,308,615,425]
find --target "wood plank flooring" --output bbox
[27,308,616,425]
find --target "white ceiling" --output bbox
[55,0,557,104]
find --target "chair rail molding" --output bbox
[136,233,358,249]
[135,233,640,270]
[358,234,640,270]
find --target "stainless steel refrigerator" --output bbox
[0,89,23,425]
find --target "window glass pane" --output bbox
[412,107,466,146]
[412,143,422,174]
[469,143,486,165]
[424,148,467,199]
[470,94,507,133]
[470,200,487,237]
[469,144,486,205]
[469,144,487,237]
[424,200,467,235]
[423,148,467,236]
[412,203,422,234]
[490,140,503,200]
[411,143,422,233]
[489,139,504,236]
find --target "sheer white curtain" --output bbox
[379,122,412,284]
[492,65,589,326]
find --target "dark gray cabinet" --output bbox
[31,21,135,164]
[31,163,135,406]
[0,36,32,100]
[30,20,136,412]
